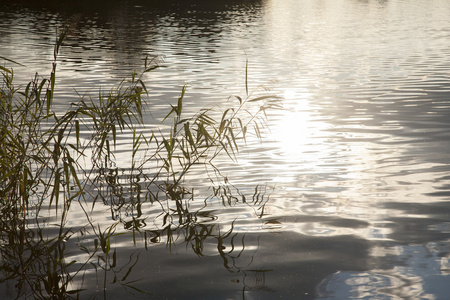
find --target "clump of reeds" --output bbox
[0,25,279,298]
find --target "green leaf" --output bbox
[0,65,11,74]
[75,120,80,148]
[0,56,26,67]
[247,95,276,102]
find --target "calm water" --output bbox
[2,0,450,299]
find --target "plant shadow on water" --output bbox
[0,24,281,299]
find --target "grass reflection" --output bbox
[0,27,278,298]
[0,216,76,298]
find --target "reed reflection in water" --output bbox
[1,0,450,299]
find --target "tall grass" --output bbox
[0,26,279,298]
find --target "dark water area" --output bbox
[1,0,450,299]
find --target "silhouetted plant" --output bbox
[0,24,278,298]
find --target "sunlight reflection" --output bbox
[270,89,327,158]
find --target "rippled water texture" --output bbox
[1,0,450,298]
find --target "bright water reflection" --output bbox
[1,0,450,298]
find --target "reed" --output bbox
[0,27,279,298]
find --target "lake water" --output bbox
[1,0,450,299]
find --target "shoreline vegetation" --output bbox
[0,25,279,298]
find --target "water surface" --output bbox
[1,0,450,299]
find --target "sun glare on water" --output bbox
[271,89,327,158]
